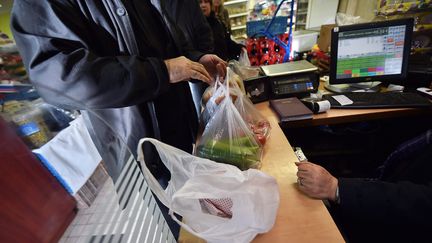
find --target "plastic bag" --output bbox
[234,92,271,145]
[137,138,279,243]
[336,12,365,26]
[199,79,226,127]
[229,50,260,81]
[196,73,262,170]
[200,71,241,127]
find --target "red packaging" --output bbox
[246,38,259,57]
[249,56,260,66]
[260,54,271,66]
[259,37,270,56]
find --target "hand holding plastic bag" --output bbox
[200,71,241,127]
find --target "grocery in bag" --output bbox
[200,70,244,127]
[196,72,263,170]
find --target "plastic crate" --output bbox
[246,16,288,37]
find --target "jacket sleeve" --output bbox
[334,135,432,226]
[336,178,432,226]
[11,0,170,110]
[224,27,244,60]
[227,38,244,60]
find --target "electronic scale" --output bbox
[243,60,319,103]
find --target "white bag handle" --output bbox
[136,138,171,207]
[136,138,222,239]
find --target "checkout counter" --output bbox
[179,98,345,242]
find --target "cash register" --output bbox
[323,18,432,108]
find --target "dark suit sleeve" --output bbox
[337,178,432,226]
[334,134,432,227]
[224,26,244,60]
[11,0,170,110]
[227,38,244,60]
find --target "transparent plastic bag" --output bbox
[239,49,251,67]
[200,79,225,127]
[196,74,262,170]
[234,92,271,145]
[229,50,260,81]
[214,72,271,146]
[200,71,241,127]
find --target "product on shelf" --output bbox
[10,104,51,149]
[245,33,289,66]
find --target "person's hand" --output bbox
[199,54,227,81]
[295,161,338,201]
[164,56,212,84]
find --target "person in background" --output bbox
[295,129,432,243]
[11,0,226,238]
[200,0,244,61]
[214,0,231,32]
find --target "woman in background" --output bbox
[200,0,244,61]
[214,0,231,32]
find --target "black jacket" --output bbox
[206,12,243,61]
[165,0,214,115]
[165,0,213,54]
[332,129,432,243]
[11,0,203,181]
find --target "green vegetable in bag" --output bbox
[196,138,261,170]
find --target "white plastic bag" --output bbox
[137,138,279,243]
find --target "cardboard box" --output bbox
[317,24,337,52]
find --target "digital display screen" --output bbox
[336,25,406,79]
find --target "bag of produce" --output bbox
[200,70,241,127]
[196,74,262,170]
[233,90,271,145]
[199,78,224,127]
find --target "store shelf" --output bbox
[233,34,247,39]
[224,0,248,7]
[231,25,247,30]
[229,12,249,18]
[297,10,307,15]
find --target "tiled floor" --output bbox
[58,156,176,243]
[59,179,122,243]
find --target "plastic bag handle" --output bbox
[136,138,209,239]
[136,138,171,207]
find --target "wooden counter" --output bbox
[281,105,432,128]
[179,102,344,243]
